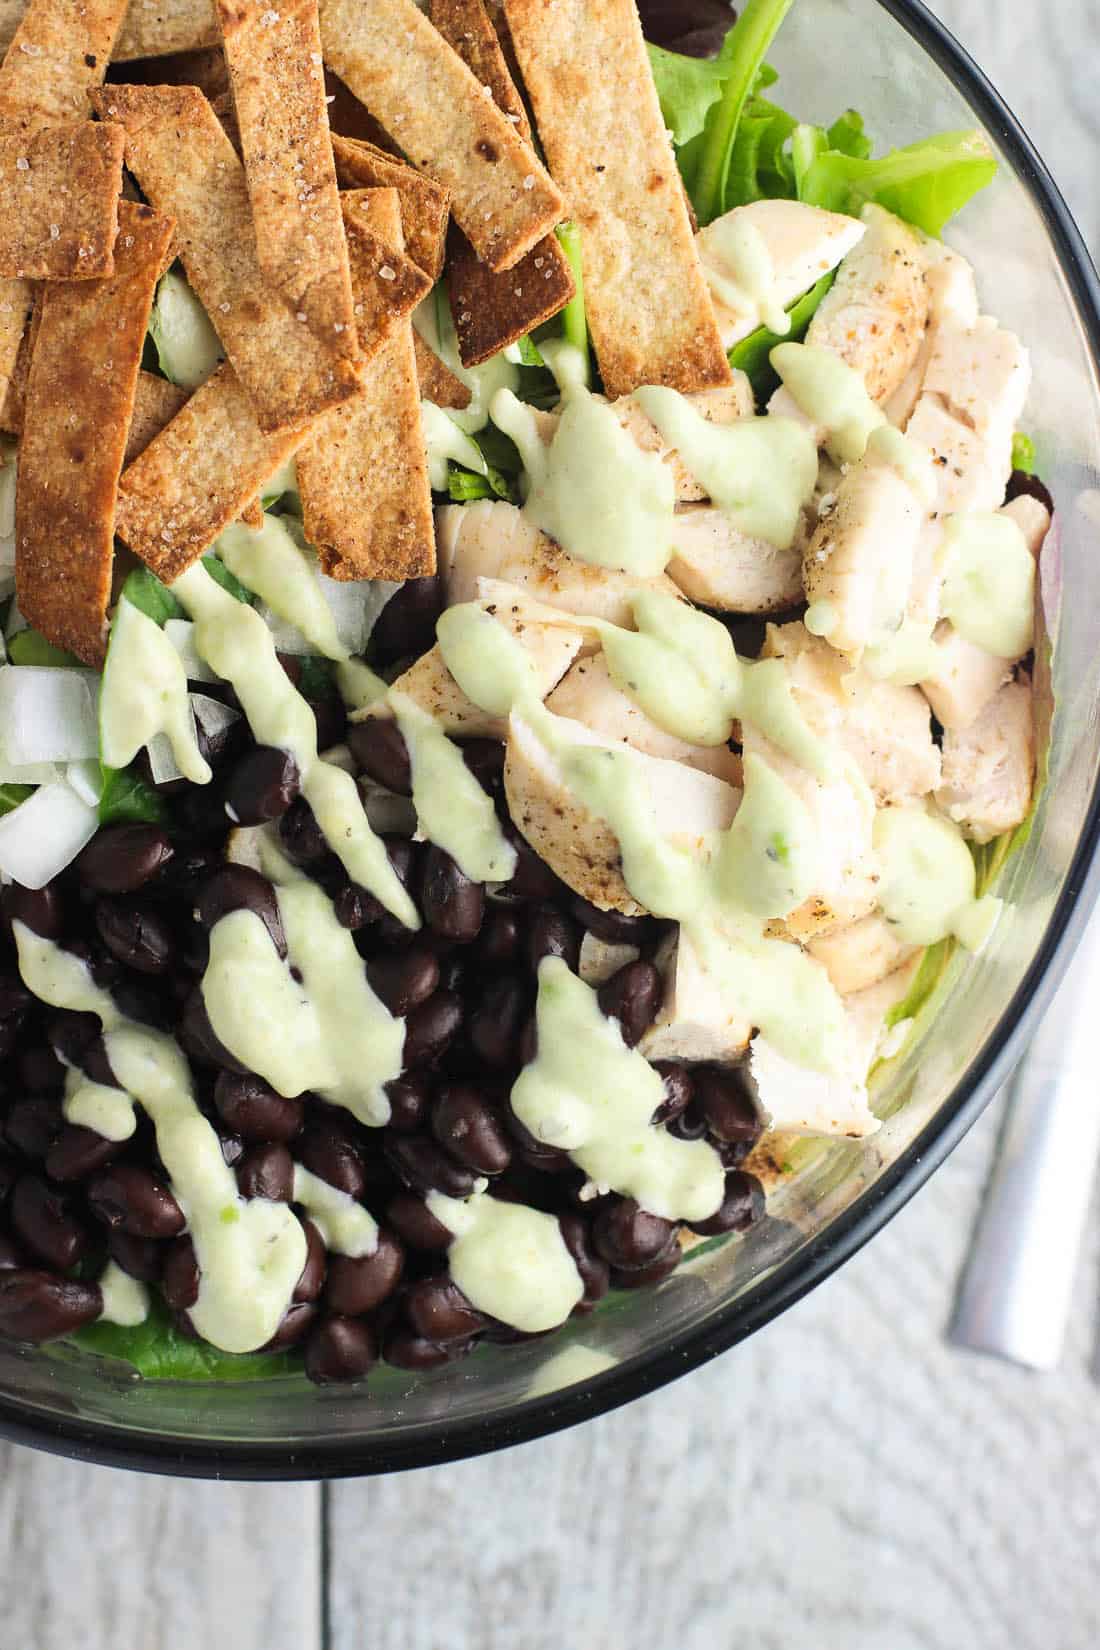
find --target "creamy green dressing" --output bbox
[63,1069,136,1143]
[632,388,817,550]
[99,597,210,784]
[874,806,1001,949]
[217,515,348,662]
[427,1186,585,1331]
[940,513,1035,660]
[15,924,306,1353]
[703,215,790,336]
[98,1260,150,1326]
[770,342,886,465]
[293,1165,378,1257]
[202,878,403,1126]
[336,657,389,712]
[411,290,519,434]
[171,563,418,928]
[421,400,488,491]
[389,689,516,883]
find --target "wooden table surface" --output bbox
[4,4,1099,1645]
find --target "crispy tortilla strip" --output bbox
[0,122,125,281]
[91,83,362,432]
[116,361,310,579]
[339,189,432,339]
[324,69,401,153]
[215,0,356,354]
[124,368,189,462]
[502,0,729,397]
[413,330,470,409]
[299,190,433,579]
[0,0,128,127]
[0,284,35,432]
[0,279,33,414]
[107,42,228,96]
[430,0,530,141]
[319,0,562,272]
[16,202,174,665]
[239,496,263,528]
[331,133,449,282]
[113,0,218,60]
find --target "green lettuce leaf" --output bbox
[797,129,997,237]
[724,95,797,205]
[202,553,255,605]
[73,1299,296,1382]
[692,0,795,224]
[296,654,337,701]
[1012,430,1038,474]
[728,271,834,401]
[646,39,729,146]
[97,766,164,826]
[119,565,185,627]
[7,629,81,668]
[0,783,33,815]
[826,108,873,160]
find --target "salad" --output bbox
[0,0,1049,1387]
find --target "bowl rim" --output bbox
[4,0,1100,1480]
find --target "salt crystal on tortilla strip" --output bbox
[215,0,356,354]
[16,201,174,665]
[319,0,562,273]
[124,368,189,462]
[90,83,362,432]
[0,0,129,127]
[501,0,730,397]
[331,132,449,282]
[298,188,434,580]
[0,121,125,281]
[430,0,530,141]
[338,189,432,341]
[413,330,471,410]
[115,360,310,580]
[113,0,218,61]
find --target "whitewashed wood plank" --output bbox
[0,1460,322,1650]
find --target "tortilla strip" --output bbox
[331,133,449,282]
[113,0,218,60]
[318,0,562,273]
[0,0,129,127]
[107,43,228,97]
[0,285,35,432]
[215,0,356,354]
[124,368,189,462]
[239,496,263,528]
[431,0,573,366]
[115,361,310,580]
[339,190,433,340]
[502,0,730,398]
[413,330,470,410]
[324,69,400,154]
[0,280,32,415]
[16,202,174,665]
[90,83,362,432]
[0,121,125,281]
[299,189,433,580]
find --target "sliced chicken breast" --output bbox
[920,622,1014,731]
[638,927,753,1064]
[806,204,929,403]
[1001,492,1052,558]
[668,504,806,613]
[935,673,1035,843]
[808,910,918,996]
[885,240,981,427]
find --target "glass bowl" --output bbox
[3,0,1100,1479]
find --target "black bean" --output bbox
[476,908,522,969]
[527,903,580,974]
[369,574,444,665]
[468,977,527,1070]
[382,1328,456,1370]
[405,1275,486,1343]
[384,1075,429,1133]
[277,651,303,688]
[652,1061,694,1126]
[157,847,223,903]
[278,798,328,867]
[610,1240,682,1289]
[0,973,30,1021]
[297,1126,366,1199]
[365,947,440,1017]
[262,1301,317,1351]
[4,1097,62,1159]
[218,1130,244,1167]
[306,1314,378,1384]
[46,1009,99,1066]
[347,718,412,796]
[501,825,561,901]
[433,948,468,996]
[518,1012,537,1067]
[1005,468,1055,514]
[568,894,655,946]
[458,738,504,794]
[161,1236,199,1311]
[87,1162,185,1239]
[11,1174,91,1270]
[325,1230,405,1315]
[76,825,174,894]
[385,1192,452,1252]
[79,1036,117,1087]
[197,864,286,957]
[669,1102,708,1141]
[695,1066,761,1148]
[45,1124,121,1182]
[94,898,175,976]
[505,1111,573,1174]
[385,1133,479,1199]
[597,960,661,1047]
[421,847,484,942]
[179,990,251,1073]
[213,1072,303,1143]
[293,1219,327,1304]
[334,884,377,931]
[237,1142,294,1202]
[689,1169,766,1236]
[637,0,739,57]
[0,1234,23,1270]
[111,979,172,1030]
[0,1151,17,1204]
[108,1229,164,1284]
[0,1020,20,1060]
[224,746,301,826]
[559,1212,610,1307]
[592,1198,676,1271]
[310,696,347,753]
[2,881,64,939]
[0,1270,102,1341]
[432,1084,512,1175]
[403,990,463,1069]
[19,1046,66,1095]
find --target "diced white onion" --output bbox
[165,619,218,684]
[191,693,240,739]
[0,780,98,888]
[0,667,100,763]
[0,757,59,786]
[65,759,104,807]
[318,575,401,657]
[359,776,416,836]
[147,731,184,786]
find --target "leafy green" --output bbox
[119,565,185,627]
[1012,431,1038,474]
[296,654,337,701]
[515,335,547,368]
[797,129,997,238]
[555,220,589,374]
[202,553,255,605]
[827,108,873,160]
[7,629,82,668]
[97,765,164,826]
[646,40,729,147]
[0,783,33,815]
[73,1299,296,1383]
[447,462,516,503]
[693,0,795,224]
[728,272,834,401]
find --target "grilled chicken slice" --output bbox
[935,673,1035,843]
[885,240,981,427]
[920,624,1014,731]
[639,927,753,1065]
[667,504,806,613]
[695,199,866,350]
[904,319,1030,517]
[806,204,929,403]
[808,910,918,996]
[545,653,742,786]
